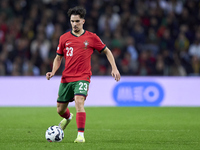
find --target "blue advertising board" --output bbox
[113,82,164,106]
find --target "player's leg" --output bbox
[74,95,86,143]
[57,82,74,130]
[57,102,73,130]
[57,102,70,118]
[73,80,89,143]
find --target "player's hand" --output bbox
[111,69,120,82]
[46,72,54,80]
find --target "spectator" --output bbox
[159,0,183,15]
[126,36,138,73]
[98,5,120,33]
[30,33,51,63]
[131,23,146,50]
[170,53,187,76]
[159,29,174,52]
[174,32,190,53]
[188,39,200,59]
[190,55,200,76]
[154,54,165,76]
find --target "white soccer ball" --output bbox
[45,125,64,142]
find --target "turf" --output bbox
[0,107,199,150]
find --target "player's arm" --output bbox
[46,54,63,80]
[103,47,121,81]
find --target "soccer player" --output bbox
[46,6,120,143]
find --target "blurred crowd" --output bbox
[0,0,200,76]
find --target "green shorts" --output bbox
[57,80,89,103]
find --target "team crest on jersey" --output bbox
[83,41,89,49]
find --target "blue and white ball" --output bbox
[45,125,64,142]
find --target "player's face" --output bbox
[70,15,85,33]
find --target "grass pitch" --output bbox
[0,107,199,150]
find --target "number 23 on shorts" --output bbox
[75,80,89,95]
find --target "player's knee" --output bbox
[57,107,65,115]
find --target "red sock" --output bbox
[60,108,70,119]
[76,112,86,132]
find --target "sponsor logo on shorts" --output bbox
[113,82,164,106]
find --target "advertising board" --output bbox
[0,76,199,107]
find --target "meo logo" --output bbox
[113,82,164,106]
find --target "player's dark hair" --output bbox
[67,6,86,19]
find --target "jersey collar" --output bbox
[71,30,86,37]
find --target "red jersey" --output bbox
[56,30,106,83]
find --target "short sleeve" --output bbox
[93,34,106,53]
[56,36,64,56]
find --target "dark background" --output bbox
[0,0,199,76]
